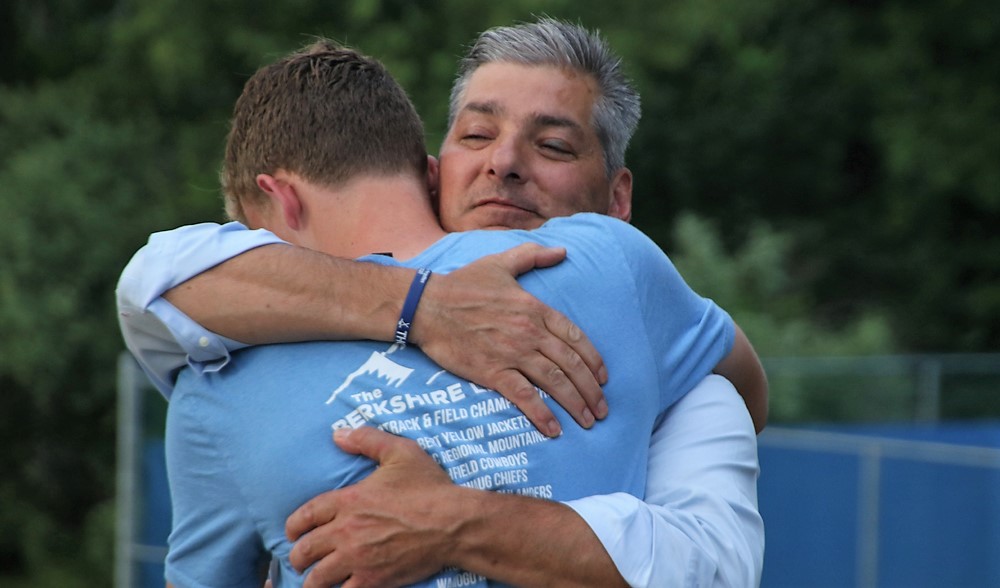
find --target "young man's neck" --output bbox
[303,175,446,261]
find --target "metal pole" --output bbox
[115,352,141,588]
[915,357,942,421]
[856,443,881,588]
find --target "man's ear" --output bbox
[426,155,441,212]
[608,167,633,223]
[256,173,303,231]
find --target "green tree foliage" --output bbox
[1,0,996,583]
[668,212,894,421]
[623,0,1000,352]
[669,213,893,358]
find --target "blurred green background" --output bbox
[1,0,997,584]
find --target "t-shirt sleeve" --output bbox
[605,218,735,410]
[164,381,269,587]
[116,222,285,398]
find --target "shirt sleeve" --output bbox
[563,375,764,588]
[115,222,285,398]
[165,382,270,587]
[606,218,735,411]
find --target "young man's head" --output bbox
[222,39,428,226]
[437,19,641,232]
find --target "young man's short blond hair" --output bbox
[222,40,428,224]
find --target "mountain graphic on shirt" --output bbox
[325,351,414,405]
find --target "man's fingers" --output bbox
[496,245,608,387]
[301,553,350,588]
[496,243,567,275]
[333,426,417,463]
[331,426,367,455]
[337,573,395,588]
[491,371,563,437]
[286,490,339,542]
[506,337,604,431]
[537,310,608,423]
[544,308,607,386]
[506,306,607,429]
[531,339,606,426]
[289,521,340,572]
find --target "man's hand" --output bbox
[412,243,607,437]
[286,427,465,588]
[287,427,627,588]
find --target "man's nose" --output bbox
[487,137,526,183]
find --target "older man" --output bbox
[120,19,765,587]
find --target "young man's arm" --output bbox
[568,375,764,586]
[284,376,762,588]
[714,324,769,433]
[117,223,608,435]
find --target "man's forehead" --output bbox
[457,63,598,130]
[462,62,597,96]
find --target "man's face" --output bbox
[437,62,632,232]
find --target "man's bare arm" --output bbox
[713,324,769,433]
[285,427,626,588]
[163,242,607,436]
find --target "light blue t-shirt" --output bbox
[165,213,734,588]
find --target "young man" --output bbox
[124,20,765,588]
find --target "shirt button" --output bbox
[198,336,210,348]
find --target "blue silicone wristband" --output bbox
[394,268,432,347]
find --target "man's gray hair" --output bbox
[448,18,641,176]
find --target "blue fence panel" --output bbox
[759,424,1000,588]
[139,440,171,587]
[758,447,861,587]
[878,458,1000,587]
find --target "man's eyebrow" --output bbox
[462,100,501,116]
[533,113,582,131]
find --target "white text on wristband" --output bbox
[394,267,432,348]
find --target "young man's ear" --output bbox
[608,167,633,223]
[256,172,303,231]
[426,155,441,212]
